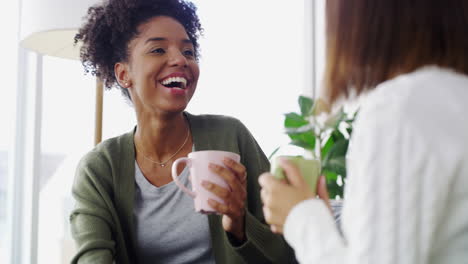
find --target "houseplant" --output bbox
[270,95,356,199]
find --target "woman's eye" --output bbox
[151,48,165,54]
[183,49,195,57]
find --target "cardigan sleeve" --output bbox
[70,151,116,264]
[230,119,298,263]
[283,92,452,264]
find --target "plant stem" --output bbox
[316,131,322,174]
[310,115,323,173]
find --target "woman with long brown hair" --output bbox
[259,0,468,263]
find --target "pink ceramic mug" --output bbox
[171,150,240,214]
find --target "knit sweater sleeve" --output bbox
[70,150,116,264]
[283,82,453,263]
[231,118,298,263]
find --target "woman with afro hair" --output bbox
[70,0,296,263]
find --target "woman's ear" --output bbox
[115,62,131,88]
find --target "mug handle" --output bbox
[171,157,196,198]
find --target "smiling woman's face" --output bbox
[117,16,200,115]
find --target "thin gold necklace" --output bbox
[136,129,190,167]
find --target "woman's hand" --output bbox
[202,158,247,242]
[259,158,330,234]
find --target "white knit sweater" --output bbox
[284,67,468,264]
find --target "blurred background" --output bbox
[0,0,326,263]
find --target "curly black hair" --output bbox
[75,0,203,100]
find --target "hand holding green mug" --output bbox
[271,156,320,194]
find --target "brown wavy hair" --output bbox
[324,0,468,104]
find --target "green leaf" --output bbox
[268,146,281,160]
[327,139,349,158]
[322,139,348,176]
[321,135,334,158]
[298,96,314,117]
[331,129,346,142]
[289,132,316,150]
[290,140,312,150]
[284,113,309,128]
[323,139,349,163]
[326,180,343,199]
[345,119,354,125]
[323,170,338,181]
[323,156,346,176]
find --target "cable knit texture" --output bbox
[284,66,468,264]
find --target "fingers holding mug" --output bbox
[222,158,247,183]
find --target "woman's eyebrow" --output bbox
[145,37,167,44]
[145,37,192,44]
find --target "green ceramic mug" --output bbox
[271,156,320,194]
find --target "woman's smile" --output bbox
[159,72,192,96]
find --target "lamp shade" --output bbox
[20,0,105,146]
[20,0,99,60]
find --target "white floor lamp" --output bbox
[15,1,101,263]
[20,0,104,146]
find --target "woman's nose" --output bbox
[168,49,188,67]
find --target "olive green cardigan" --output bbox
[70,113,296,263]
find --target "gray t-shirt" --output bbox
[134,162,216,264]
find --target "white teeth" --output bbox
[161,76,188,88]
